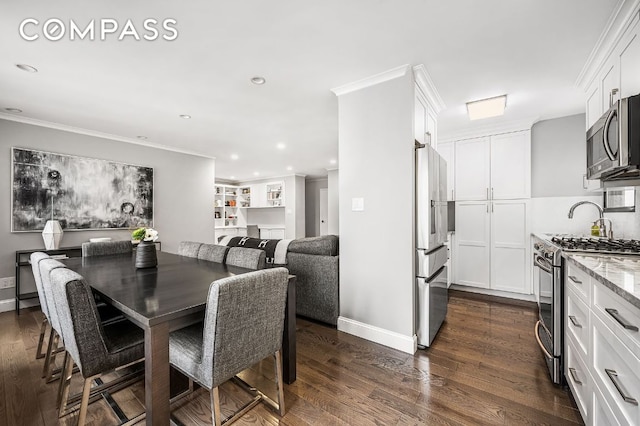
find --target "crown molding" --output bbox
[0,113,215,159]
[331,64,411,96]
[575,0,640,91]
[412,64,446,114]
[439,116,537,143]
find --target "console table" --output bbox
[15,241,161,314]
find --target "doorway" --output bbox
[319,188,328,235]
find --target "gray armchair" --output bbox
[169,268,289,425]
[226,247,266,270]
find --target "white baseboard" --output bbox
[0,298,39,314]
[337,316,417,354]
[450,284,536,303]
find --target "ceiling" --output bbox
[0,0,621,181]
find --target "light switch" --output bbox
[352,198,364,211]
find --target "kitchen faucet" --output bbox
[567,201,612,238]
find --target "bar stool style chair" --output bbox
[49,267,145,425]
[169,268,289,426]
[30,252,52,360]
[81,240,133,257]
[197,244,229,263]
[178,241,203,258]
[225,247,266,270]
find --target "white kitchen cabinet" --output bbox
[437,141,455,201]
[586,82,601,130]
[415,87,437,147]
[455,137,490,201]
[454,200,529,294]
[619,13,640,99]
[490,200,529,293]
[249,183,267,208]
[600,59,619,113]
[490,132,531,200]
[454,201,490,289]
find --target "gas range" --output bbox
[548,236,640,256]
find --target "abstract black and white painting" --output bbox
[12,148,153,231]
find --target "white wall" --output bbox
[0,119,215,305]
[305,178,328,237]
[336,69,415,352]
[328,169,339,235]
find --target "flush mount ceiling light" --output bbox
[5,108,23,113]
[250,76,266,85]
[179,114,191,119]
[230,154,239,160]
[16,63,38,73]
[466,95,507,120]
[230,176,236,180]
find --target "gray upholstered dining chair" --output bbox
[81,240,133,257]
[169,268,289,426]
[30,252,53,360]
[197,244,229,263]
[39,258,71,382]
[50,267,145,425]
[225,247,266,270]
[178,241,203,258]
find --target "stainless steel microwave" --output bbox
[587,94,640,181]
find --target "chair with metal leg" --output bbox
[225,247,266,270]
[30,252,52,360]
[49,267,145,425]
[169,267,289,426]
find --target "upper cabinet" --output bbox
[437,141,455,201]
[249,181,285,208]
[453,130,531,201]
[415,88,438,147]
[581,8,640,129]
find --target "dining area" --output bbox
[25,238,297,426]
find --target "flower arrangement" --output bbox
[131,227,159,242]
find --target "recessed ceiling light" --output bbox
[136,135,148,140]
[253,172,260,176]
[276,142,286,150]
[250,76,266,85]
[5,108,22,113]
[286,166,293,171]
[230,176,236,180]
[466,95,507,120]
[329,159,337,165]
[230,154,239,160]
[16,64,38,73]
[179,114,191,119]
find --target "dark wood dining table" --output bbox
[62,251,296,426]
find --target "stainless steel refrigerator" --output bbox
[415,142,449,347]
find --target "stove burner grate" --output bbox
[550,236,640,254]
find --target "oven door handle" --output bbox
[603,107,618,161]
[534,255,552,274]
[534,320,554,360]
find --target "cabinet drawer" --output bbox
[593,281,640,357]
[592,314,640,426]
[566,339,592,423]
[567,287,590,359]
[566,263,590,304]
[593,379,624,426]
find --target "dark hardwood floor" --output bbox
[0,290,582,425]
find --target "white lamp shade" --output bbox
[42,220,63,250]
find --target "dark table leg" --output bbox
[282,276,296,384]
[145,322,170,425]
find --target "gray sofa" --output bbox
[286,235,339,326]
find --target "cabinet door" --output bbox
[454,201,490,289]
[490,200,529,294]
[250,183,267,207]
[619,14,640,99]
[437,141,455,201]
[427,108,437,147]
[586,82,602,130]
[490,131,531,199]
[601,59,619,112]
[414,91,428,145]
[270,228,285,240]
[454,137,490,201]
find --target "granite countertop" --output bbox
[563,253,640,309]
